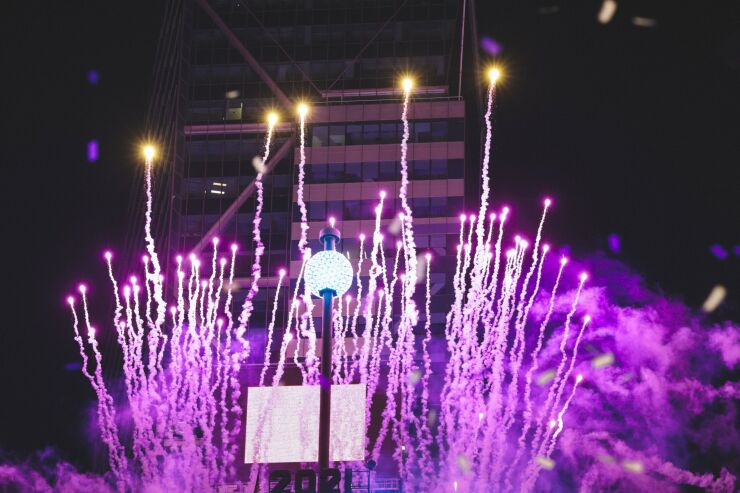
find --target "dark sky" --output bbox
[1,0,738,470]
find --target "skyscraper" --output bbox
[143,0,470,478]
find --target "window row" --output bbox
[294,196,464,222]
[301,159,463,183]
[311,119,463,147]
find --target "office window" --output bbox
[329,125,346,146]
[346,162,362,182]
[309,201,326,221]
[347,124,363,145]
[363,162,378,181]
[430,159,447,179]
[380,123,398,143]
[412,159,430,179]
[312,126,328,147]
[363,124,380,144]
[327,163,344,181]
[379,160,397,181]
[310,163,328,183]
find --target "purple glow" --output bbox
[709,243,729,260]
[608,233,621,254]
[87,140,99,162]
[480,36,503,56]
[87,69,100,86]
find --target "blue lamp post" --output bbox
[304,225,353,471]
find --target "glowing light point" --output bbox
[267,112,279,126]
[169,306,176,315]
[460,214,467,222]
[219,257,227,266]
[279,268,286,277]
[297,103,309,118]
[561,257,569,265]
[142,255,149,263]
[543,244,550,252]
[176,255,183,263]
[345,295,352,302]
[328,217,336,228]
[379,190,386,199]
[580,272,589,282]
[549,419,557,429]
[402,77,414,92]
[490,212,496,220]
[66,296,74,305]
[78,284,87,294]
[143,145,156,161]
[425,252,432,261]
[576,374,584,383]
[488,67,501,83]
[478,412,484,421]
[104,251,112,261]
[396,241,403,249]
[584,315,591,323]
[544,197,552,207]
[213,237,219,245]
[359,233,366,241]
[130,276,137,285]
[231,243,238,252]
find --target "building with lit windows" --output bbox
[141,0,473,480]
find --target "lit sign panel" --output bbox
[244,384,366,463]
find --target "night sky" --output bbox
[1,0,738,470]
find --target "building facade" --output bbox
[157,0,467,366]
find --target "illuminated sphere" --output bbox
[304,250,353,298]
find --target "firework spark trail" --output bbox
[398,82,419,311]
[343,235,366,384]
[259,270,286,386]
[142,154,167,337]
[529,274,587,462]
[538,315,591,456]
[417,253,435,483]
[476,78,496,251]
[546,374,584,457]
[296,106,309,254]
[507,256,568,484]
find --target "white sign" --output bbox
[244,384,366,464]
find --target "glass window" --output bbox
[363,124,380,144]
[412,197,430,217]
[346,162,362,182]
[363,162,378,181]
[429,197,446,216]
[411,159,430,179]
[310,163,327,183]
[327,163,344,181]
[415,121,432,142]
[379,160,397,181]
[344,200,362,220]
[430,159,447,179]
[431,121,448,140]
[309,201,326,221]
[347,124,363,145]
[327,200,343,220]
[329,125,346,146]
[312,126,328,147]
[380,123,398,143]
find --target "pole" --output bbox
[317,226,340,472]
[318,288,333,471]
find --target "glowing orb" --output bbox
[143,145,156,161]
[304,250,353,298]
